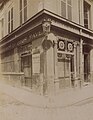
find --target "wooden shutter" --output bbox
[67,0,72,20]
[61,0,66,18]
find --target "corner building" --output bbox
[0,0,93,94]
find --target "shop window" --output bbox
[21,55,32,87]
[61,0,72,20]
[70,56,74,73]
[84,1,91,29]
[8,7,13,33]
[58,55,71,88]
[21,56,31,72]
[1,50,15,72]
[83,45,91,82]
[84,54,90,82]
[20,0,27,25]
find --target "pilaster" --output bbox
[46,46,55,95]
[46,33,57,95]
[73,41,77,87]
[54,40,59,93]
[80,39,84,86]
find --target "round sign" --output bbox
[59,41,65,50]
[68,43,73,51]
[42,40,52,50]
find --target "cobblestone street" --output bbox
[0,85,93,120]
[50,97,93,120]
[0,91,48,120]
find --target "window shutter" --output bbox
[11,7,13,31]
[20,0,22,10]
[84,1,90,29]
[20,0,27,24]
[24,0,27,22]
[61,0,66,18]
[20,0,22,24]
[24,6,27,22]
[8,11,10,33]
[67,5,72,20]
[61,0,72,20]
[67,0,72,20]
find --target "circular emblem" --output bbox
[59,41,65,50]
[42,40,52,50]
[68,43,73,51]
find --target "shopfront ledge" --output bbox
[54,79,59,83]
[1,72,24,75]
[1,72,24,87]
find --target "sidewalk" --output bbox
[0,81,93,108]
[50,84,93,108]
[0,82,48,108]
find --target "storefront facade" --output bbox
[0,9,93,94]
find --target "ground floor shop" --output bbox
[0,10,93,95]
[1,33,93,94]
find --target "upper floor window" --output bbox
[20,0,27,25]
[8,7,13,33]
[1,18,4,38]
[84,1,91,29]
[61,0,72,20]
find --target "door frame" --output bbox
[21,54,32,87]
[57,53,72,89]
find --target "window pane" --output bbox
[11,7,13,19]
[8,22,10,33]
[20,11,22,24]
[58,60,64,78]
[24,7,27,22]
[84,1,90,29]
[8,11,10,22]
[61,1,66,18]
[65,60,69,76]
[68,5,72,20]
[84,19,88,28]
[11,8,13,31]
[84,12,88,19]
[11,20,13,31]
[20,0,22,10]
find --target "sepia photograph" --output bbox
[0,0,93,120]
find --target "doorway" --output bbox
[58,54,71,89]
[83,44,91,83]
[21,55,32,87]
[84,53,90,82]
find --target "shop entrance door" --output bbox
[58,55,71,89]
[84,53,90,82]
[21,55,32,87]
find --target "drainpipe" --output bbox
[80,38,84,87]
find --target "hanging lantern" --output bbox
[42,19,51,33]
